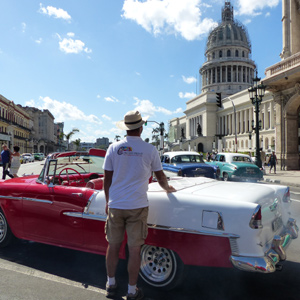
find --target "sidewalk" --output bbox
[263,168,300,187]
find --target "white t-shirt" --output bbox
[103,136,162,209]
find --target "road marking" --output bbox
[291,198,300,203]
[291,191,300,195]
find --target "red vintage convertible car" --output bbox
[0,149,298,290]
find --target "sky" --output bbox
[0,0,283,144]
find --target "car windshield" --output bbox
[171,155,204,163]
[232,156,252,163]
[47,154,105,177]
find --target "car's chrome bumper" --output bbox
[231,175,263,181]
[230,218,298,273]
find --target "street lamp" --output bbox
[248,131,252,150]
[248,70,266,168]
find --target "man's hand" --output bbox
[154,170,176,193]
[105,202,109,215]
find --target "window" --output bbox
[227,50,231,57]
[219,50,223,58]
[235,50,239,57]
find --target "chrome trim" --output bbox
[230,255,276,273]
[229,237,239,256]
[147,223,239,238]
[64,211,106,221]
[83,191,99,214]
[23,197,53,204]
[231,219,298,274]
[63,212,83,218]
[286,218,299,239]
[0,195,22,201]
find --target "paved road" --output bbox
[0,162,299,299]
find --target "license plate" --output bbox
[246,168,255,174]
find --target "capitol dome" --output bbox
[206,4,251,53]
[200,1,256,96]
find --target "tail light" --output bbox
[178,169,182,176]
[282,187,291,203]
[250,205,263,229]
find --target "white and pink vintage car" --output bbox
[0,150,298,290]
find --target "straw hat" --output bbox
[116,110,148,130]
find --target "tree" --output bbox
[73,138,81,150]
[151,126,168,147]
[115,135,121,142]
[60,128,79,151]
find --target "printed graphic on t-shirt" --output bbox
[117,146,142,157]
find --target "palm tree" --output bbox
[115,135,121,142]
[73,138,81,150]
[152,126,168,148]
[60,128,79,151]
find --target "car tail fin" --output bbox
[249,205,263,229]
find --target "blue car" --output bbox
[161,151,219,179]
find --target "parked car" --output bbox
[161,151,219,179]
[33,153,44,161]
[21,153,34,162]
[0,149,297,290]
[207,152,263,182]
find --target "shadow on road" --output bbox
[0,240,300,300]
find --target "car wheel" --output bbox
[223,173,229,181]
[0,210,14,248]
[140,245,185,290]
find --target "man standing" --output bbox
[103,111,176,300]
[1,144,14,180]
[269,151,277,174]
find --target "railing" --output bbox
[265,52,300,78]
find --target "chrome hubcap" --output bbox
[0,213,7,242]
[140,245,175,284]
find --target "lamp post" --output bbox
[248,131,252,150]
[248,71,266,168]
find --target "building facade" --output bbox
[0,94,31,153]
[169,1,300,170]
[169,2,275,158]
[22,107,56,154]
[264,0,300,170]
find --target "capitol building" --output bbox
[168,1,300,170]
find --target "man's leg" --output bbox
[2,164,7,180]
[127,245,142,286]
[106,242,122,278]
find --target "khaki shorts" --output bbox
[105,207,149,247]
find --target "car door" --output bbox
[214,155,226,175]
[22,183,87,248]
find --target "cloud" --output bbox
[133,97,183,117]
[96,94,101,98]
[102,114,112,121]
[104,96,119,103]
[236,0,280,16]
[56,32,92,54]
[21,22,26,33]
[35,38,43,44]
[122,0,217,41]
[182,75,197,84]
[179,92,196,99]
[39,3,71,22]
[135,71,141,76]
[26,96,102,125]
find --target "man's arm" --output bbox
[154,170,176,193]
[104,170,113,214]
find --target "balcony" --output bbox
[265,52,300,78]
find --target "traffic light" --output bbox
[216,93,222,108]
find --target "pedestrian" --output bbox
[1,144,14,180]
[103,110,176,300]
[268,151,277,174]
[10,146,21,177]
